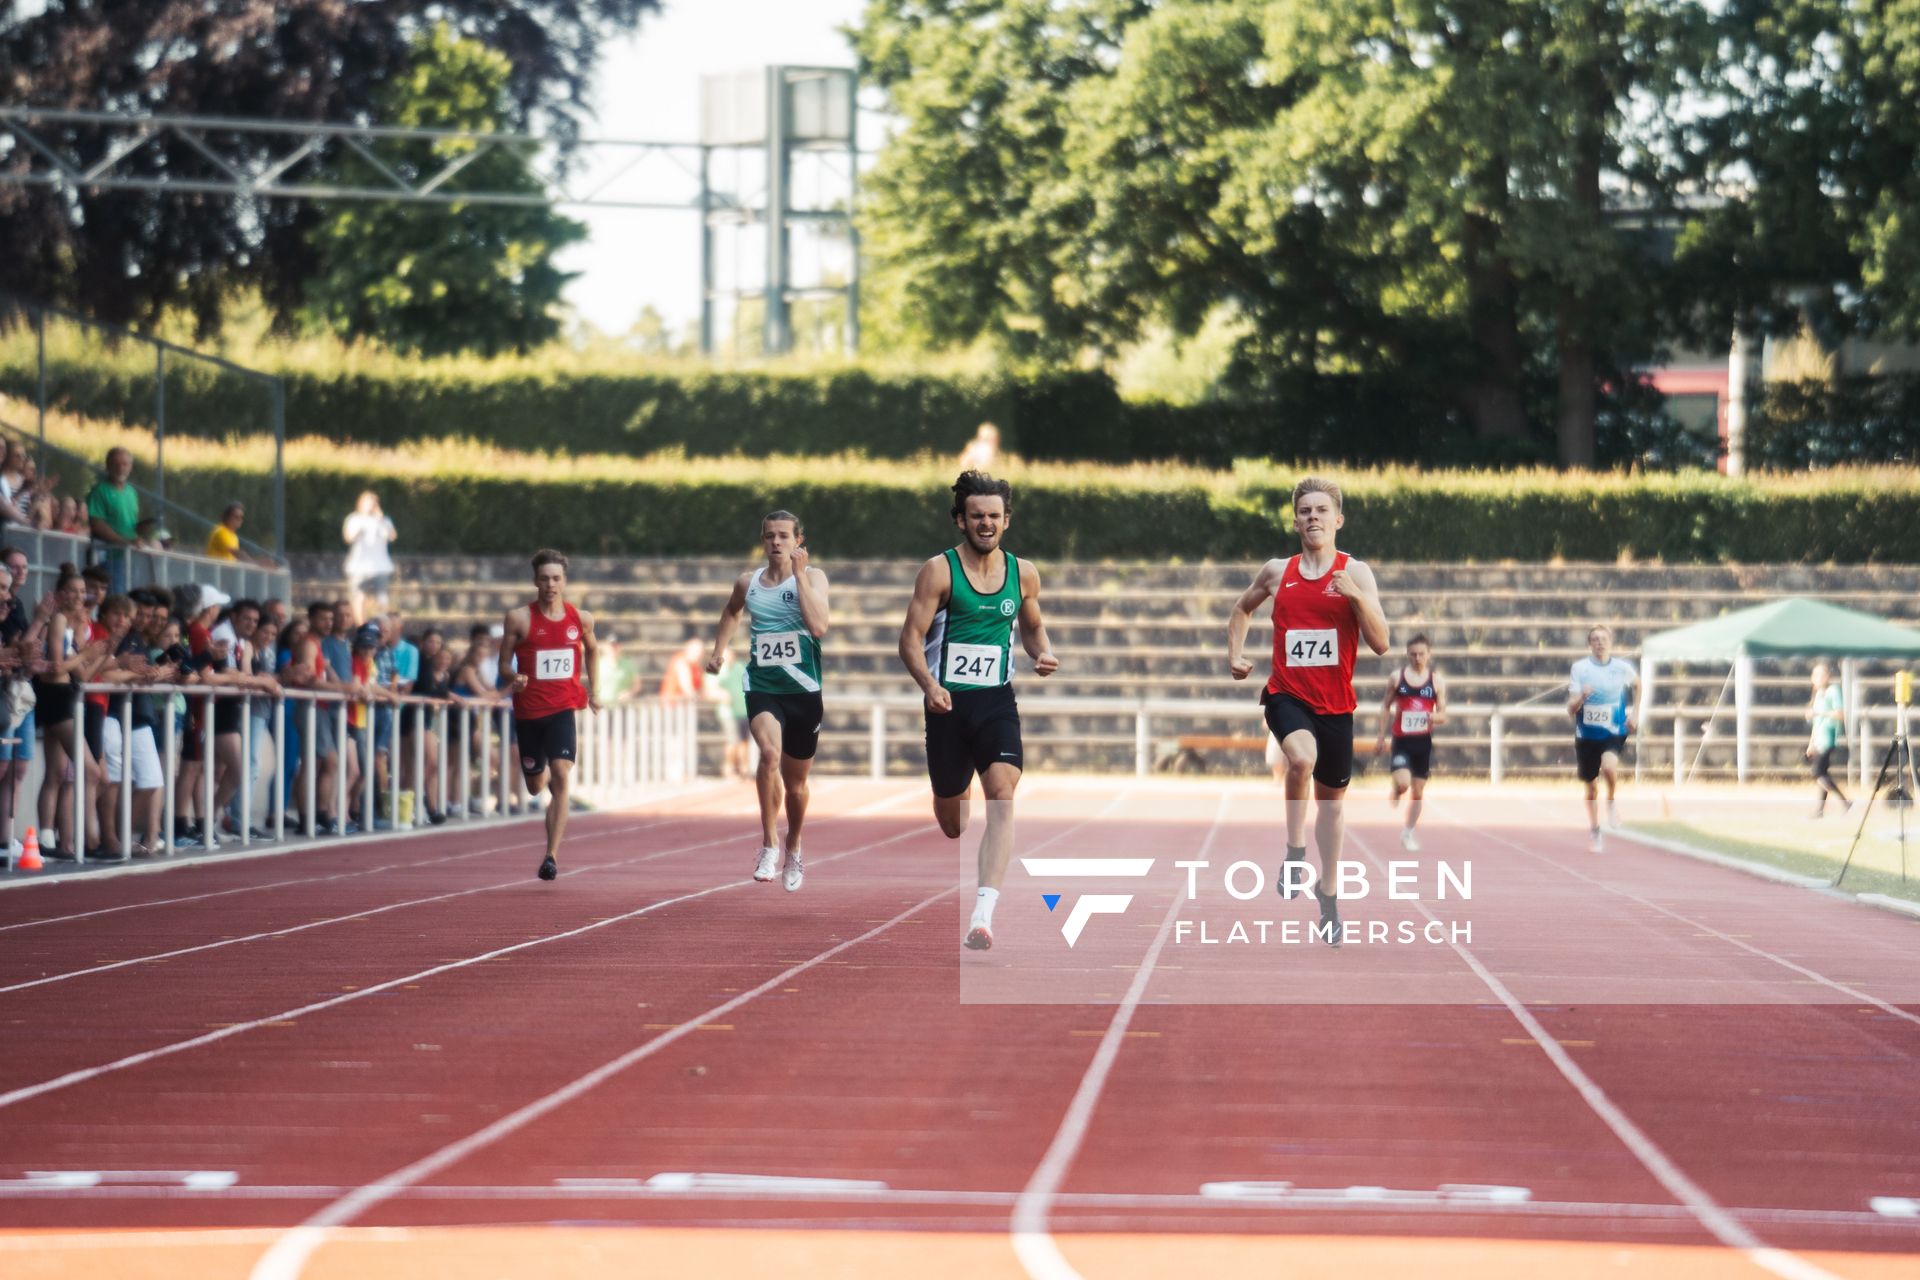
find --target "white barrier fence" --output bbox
[5,689,698,869]
[846,694,1899,785]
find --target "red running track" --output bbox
[0,777,1917,1280]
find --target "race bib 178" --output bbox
[535,648,575,681]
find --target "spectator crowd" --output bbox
[0,546,534,862]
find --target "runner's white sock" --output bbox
[973,886,999,927]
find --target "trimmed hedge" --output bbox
[0,344,1474,466]
[1748,374,1920,468]
[148,457,1920,562]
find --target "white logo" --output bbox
[565,626,580,641]
[1021,857,1155,947]
[999,599,1016,617]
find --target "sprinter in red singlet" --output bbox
[1227,477,1390,946]
[1375,632,1447,852]
[501,549,601,881]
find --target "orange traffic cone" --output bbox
[18,827,43,872]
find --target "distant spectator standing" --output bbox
[660,637,705,699]
[714,646,751,780]
[86,447,139,592]
[134,517,173,551]
[55,495,87,536]
[206,502,277,568]
[342,491,397,625]
[958,422,1001,472]
[0,443,27,524]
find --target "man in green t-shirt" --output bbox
[85,447,139,592]
[1805,663,1850,817]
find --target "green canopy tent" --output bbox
[1640,598,1920,783]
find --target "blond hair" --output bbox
[1292,476,1343,512]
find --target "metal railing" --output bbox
[5,688,698,870]
[843,693,1903,784]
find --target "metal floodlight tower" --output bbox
[700,66,859,357]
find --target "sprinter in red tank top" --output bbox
[500,549,601,882]
[1375,633,1447,853]
[1227,477,1390,946]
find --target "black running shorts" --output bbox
[1389,735,1433,780]
[1262,689,1355,790]
[1574,734,1627,783]
[516,709,578,776]
[925,684,1023,799]
[745,690,823,761]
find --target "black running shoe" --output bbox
[537,853,558,882]
[1314,889,1343,948]
[1276,844,1309,899]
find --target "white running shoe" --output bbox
[752,846,780,882]
[1588,829,1604,855]
[1400,827,1420,852]
[1607,802,1622,831]
[783,847,804,892]
[964,923,994,951]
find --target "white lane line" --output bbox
[0,816,932,1113]
[1347,829,1844,1280]
[0,782,915,986]
[0,779,741,895]
[1011,791,1232,1280]
[4,1181,1918,1233]
[0,788,740,933]
[1442,804,1920,1032]
[245,882,959,1280]
[0,829,750,994]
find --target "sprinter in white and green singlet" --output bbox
[707,510,830,892]
[899,471,1059,951]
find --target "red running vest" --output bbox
[1264,552,1360,715]
[1393,666,1438,737]
[512,602,588,718]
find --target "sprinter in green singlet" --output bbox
[707,510,830,892]
[898,471,1059,950]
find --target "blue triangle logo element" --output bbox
[1042,894,1061,912]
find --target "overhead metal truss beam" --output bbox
[0,105,753,210]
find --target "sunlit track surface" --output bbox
[1,778,1916,1280]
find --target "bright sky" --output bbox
[558,0,870,340]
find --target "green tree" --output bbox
[0,0,656,334]
[299,25,586,357]
[856,0,1721,465]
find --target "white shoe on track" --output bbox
[1400,828,1420,852]
[752,846,780,882]
[783,847,804,892]
[964,923,993,951]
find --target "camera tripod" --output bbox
[1834,730,1914,889]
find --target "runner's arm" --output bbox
[707,575,749,674]
[898,556,949,703]
[1016,559,1057,677]
[578,608,603,712]
[1566,666,1588,719]
[501,607,528,694]
[795,562,830,640]
[1336,558,1391,655]
[1227,560,1283,679]
[1378,681,1398,746]
[1432,670,1450,726]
